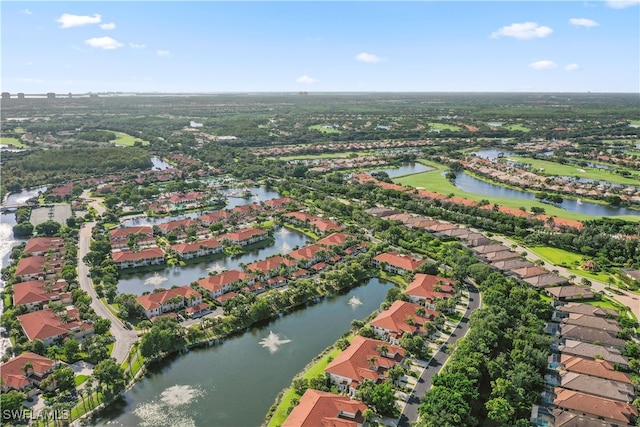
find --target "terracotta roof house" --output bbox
[545,285,595,301]
[136,285,203,319]
[325,336,405,396]
[405,273,455,309]
[1,352,56,393]
[15,256,58,281]
[370,300,439,344]
[216,292,239,305]
[558,355,632,384]
[556,302,618,319]
[109,226,154,249]
[23,237,65,256]
[524,274,569,289]
[283,389,367,427]
[511,266,549,279]
[426,222,458,234]
[530,405,619,427]
[263,197,297,211]
[112,247,165,269]
[311,219,342,234]
[217,228,268,246]
[245,256,296,279]
[13,279,71,312]
[289,244,327,268]
[17,308,94,346]
[167,238,223,259]
[198,210,231,226]
[557,339,629,368]
[283,211,318,225]
[491,258,535,272]
[546,371,635,402]
[197,270,252,298]
[185,302,210,318]
[372,252,425,275]
[157,219,201,235]
[557,325,626,349]
[317,232,354,248]
[552,387,637,425]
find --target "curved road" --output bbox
[78,194,138,364]
[399,282,481,426]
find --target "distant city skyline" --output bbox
[2,1,639,93]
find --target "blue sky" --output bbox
[2,1,639,93]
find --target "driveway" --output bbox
[398,282,481,426]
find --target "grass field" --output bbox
[397,160,610,222]
[1,137,27,148]
[508,156,640,186]
[528,246,584,267]
[308,124,342,134]
[630,120,640,126]
[504,124,531,132]
[112,131,149,146]
[428,122,461,131]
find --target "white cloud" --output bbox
[606,0,640,8]
[355,52,385,63]
[25,62,33,66]
[491,22,553,40]
[22,9,33,15]
[85,37,123,50]
[565,63,581,71]
[296,75,317,84]
[19,78,44,83]
[529,60,557,70]
[156,50,170,56]
[56,13,102,28]
[569,18,599,27]
[100,22,116,30]
[129,43,146,49]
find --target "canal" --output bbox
[93,277,392,427]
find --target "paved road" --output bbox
[492,235,640,321]
[399,282,481,426]
[78,194,138,364]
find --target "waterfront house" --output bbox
[405,273,455,309]
[370,300,438,344]
[1,352,56,394]
[112,247,165,269]
[136,285,203,319]
[245,256,297,279]
[217,228,268,246]
[283,389,367,427]
[23,237,65,256]
[372,252,425,275]
[109,226,154,249]
[197,270,253,298]
[167,238,223,260]
[325,336,405,396]
[289,244,327,268]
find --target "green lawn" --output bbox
[630,120,640,126]
[397,159,620,222]
[504,124,531,132]
[74,374,89,386]
[112,131,149,146]
[308,124,342,134]
[508,156,640,186]
[428,122,461,131]
[528,246,584,267]
[268,346,343,427]
[1,137,27,148]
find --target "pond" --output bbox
[454,172,638,217]
[372,162,433,178]
[93,277,392,427]
[150,157,173,171]
[471,149,516,160]
[118,226,311,296]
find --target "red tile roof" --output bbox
[289,244,325,261]
[245,256,296,274]
[136,286,201,311]
[325,336,405,387]
[374,252,425,272]
[17,308,86,341]
[560,355,632,384]
[112,247,164,263]
[168,239,221,255]
[554,387,638,424]
[15,256,48,278]
[1,352,55,391]
[283,389,367,427]
[371,300,438,336]
[13,279,68,306]
[24,237,64,255]
[109,226,153,240]
[311,219,342,233]
[317,232,354,247]
[218,228,268,242]
[197,270,252,292]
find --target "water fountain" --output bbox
[144,272,168,286]
[259,331,292,353]
[348,296,363,307]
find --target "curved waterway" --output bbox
[92,277,392,427]
[455,172,638,217]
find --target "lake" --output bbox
[93,277,392,427]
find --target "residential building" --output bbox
[555,302,618,319]
[197,270,252,298]
[17,307,94,346]
[289,244,326,268]
[556,339,629,368]
[245,256,296,279]
[317,232,354,248]
[372,252,425,275]
[12,279,71,312]
[167,238,223,260]
[325,336,405,396]
[217,228,269,246]
[137,285,203,319]
[15,256,59,281]
[524,274,569,289]
[23,237,65,256]
[545,371,634,402]
[370,300,438,344]
[545,286,595,301]
[551,388,637,425]
[283,389,367,427]
[405,273,455,309]
[112,247,165,269]
[109,226,154,249]
[1,352,56,393]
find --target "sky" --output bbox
[1,1,639,93]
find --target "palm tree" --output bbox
[22,361,33,377]
[367,356,377,369]
[377,344,389,357]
